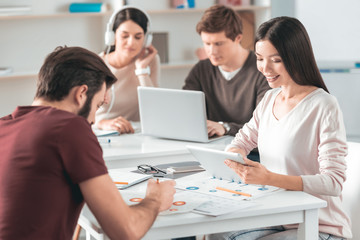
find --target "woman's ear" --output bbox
[74,85,88,107]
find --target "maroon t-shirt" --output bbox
[0,106,108,240]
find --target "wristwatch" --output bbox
[135,66,151,76]
[218,121,230,134]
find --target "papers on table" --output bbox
[93,129,119,137]
[173,174,283,216]
[120,190,208,216]
[120,187,257,217]
[112,170,282,217]
[176,177,282,201]
[92,121,141,137]
[179,190,256,216]
[108,169,151,190]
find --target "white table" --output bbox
[78,190,326,240]
[87,134,327,239]
[99,133,233,168]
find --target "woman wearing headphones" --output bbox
[95,7,160,134]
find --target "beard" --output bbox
[77,96,92,123]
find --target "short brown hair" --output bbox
[36,46,117,102]
[196,4,243,41]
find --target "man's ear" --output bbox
[74,85,88,107]
[235,34,243,44]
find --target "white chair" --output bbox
[342,141,360,239]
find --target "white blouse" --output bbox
[228,88,352,238]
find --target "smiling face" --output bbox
[201,31,241,68]
[114,20,145,59]
[255,40,293,89]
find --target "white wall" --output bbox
[295,0,360,61]
[272,0,360,61]
[271,0,360,140]
[343,142,360,239]
[0,0,205,117]
[322,73,360,141]
[292,0,360,140]
[1,0,360,140]
[271,0,295,18]
[0,76,37,116]
[0,0,107,117]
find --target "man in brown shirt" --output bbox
[183,5,270,141]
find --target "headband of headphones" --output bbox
[104,5,153,48]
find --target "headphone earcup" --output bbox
[145,33,153,48]
[105,31,115,46]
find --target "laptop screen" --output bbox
[137,87,210,142]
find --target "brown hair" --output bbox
[36,46,117,102]
[196,4,243,41]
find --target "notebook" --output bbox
[92,129,119,137]
[108,169,152,190]
[137,87,223,143]
[92,122,141,137]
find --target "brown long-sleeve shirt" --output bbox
[183,52,270,136]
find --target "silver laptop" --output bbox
[137,87,223,143]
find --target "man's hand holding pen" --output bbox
[146,178,176,212]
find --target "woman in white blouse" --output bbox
[209,17,351,239]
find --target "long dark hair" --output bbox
[105,7,149,53]
[255,16,329,93]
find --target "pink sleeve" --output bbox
[302,97,348,196]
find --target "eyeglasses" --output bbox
[137,164,167,176]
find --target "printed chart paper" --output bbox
[119,190,207,215]
[176,177,282,200]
